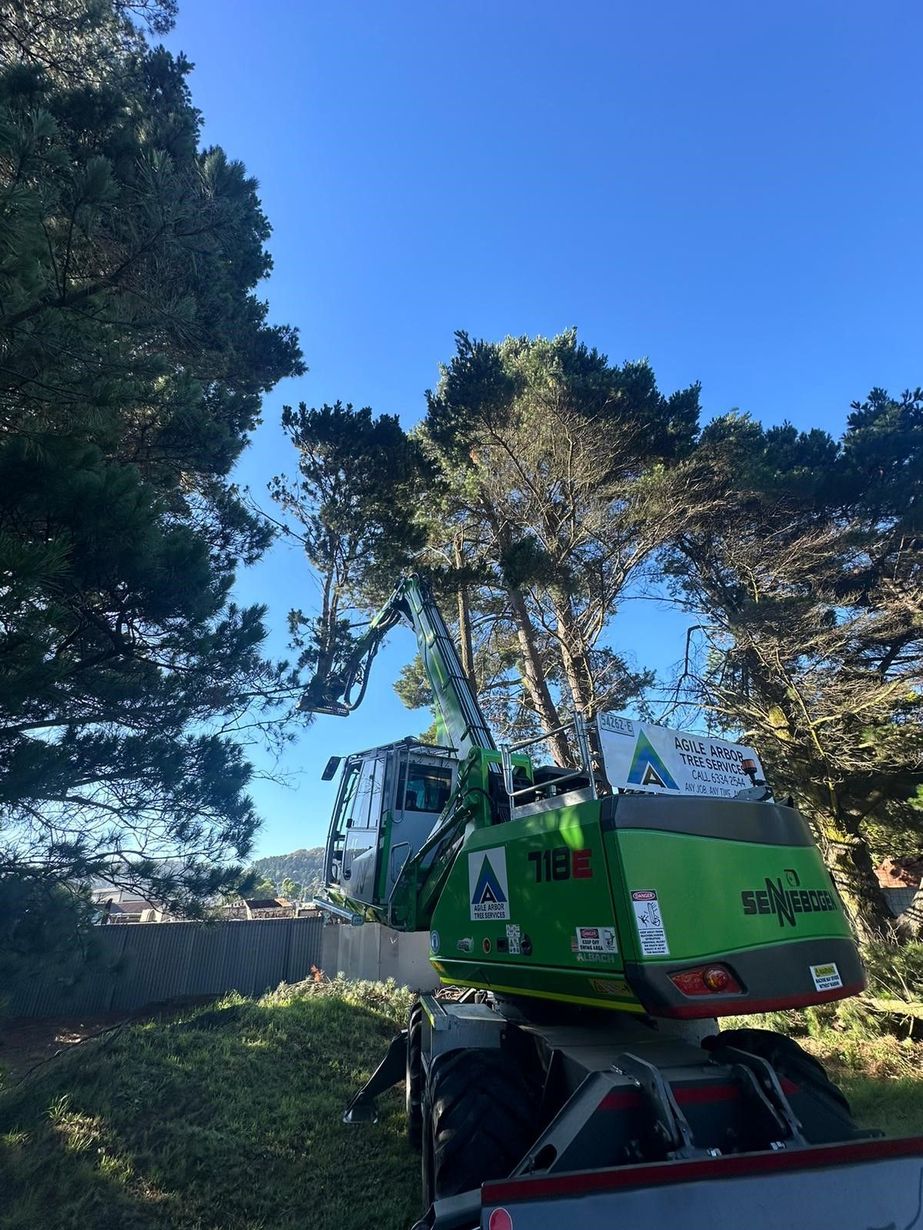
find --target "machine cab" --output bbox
[324,738,458,910]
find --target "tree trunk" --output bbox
[488,513,570,764]
[818,826,895,944]
[549,594,609,773]
[453,535,476,690]
[506,584,570,765]
[551,594,594,717]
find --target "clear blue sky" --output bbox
[163,0,922,858]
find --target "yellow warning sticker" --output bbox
[809,962,843,991]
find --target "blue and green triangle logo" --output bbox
[472,854,507,907]
[627,731,679,790]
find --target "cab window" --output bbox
[336,762,360,828]
[337,758,382,830]
[347,757,388,829]
[398,762,453,813]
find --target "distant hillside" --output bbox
[249,848,325,895]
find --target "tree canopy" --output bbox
[657,393,923,938]
[418,330,699,758]
[279,334,922,941]
[0,0,303,937]
[270,400,426,697]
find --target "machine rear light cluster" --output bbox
[670,964,743,997]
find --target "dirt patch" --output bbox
[0,999,213,1082]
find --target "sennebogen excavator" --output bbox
[304,575,923,1230]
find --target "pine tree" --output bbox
[658,398,923,940]
[0,0,303,936]
[270,401,425,693]
[421,330,698,759]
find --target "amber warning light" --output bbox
[741,758,759,784]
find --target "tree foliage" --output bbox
[275,332,699,764]
[0,0,303,927]
[418,330,698,759]
[658,394,923,939]
[248,847,325,897]
[270,401,425,695]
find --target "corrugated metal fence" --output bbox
[883,886,919,917]
[4,916,325,1018]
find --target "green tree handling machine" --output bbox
[305,576,923,1230]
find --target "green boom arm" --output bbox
[299,574,496,760]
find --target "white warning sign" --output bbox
[631,890,670,956]
[810,962,843,992]
[575,925,618,959]
[467,847,510,921]
[597,715,765,800]
[506,923,522,955]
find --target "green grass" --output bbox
[0,977,420,1230]
[726,1006,923,1138]
[803,1031,923,1138]
[1,977,921,1230]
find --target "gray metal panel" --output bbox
[883,885,918,917]
[3,926,123,1017]
[289,915,325,979]
[2,916,325,1018]
[479,1151,923,1230]
[110,921,192,1010]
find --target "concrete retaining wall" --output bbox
[320,921,439,991]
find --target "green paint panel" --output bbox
[427,791,856,1013]
[430,799,645,1010]
[432,958,642,1012]
[607,828,852,963]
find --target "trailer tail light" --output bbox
[670,964,743,997]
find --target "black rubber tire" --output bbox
[707,1027,852,1117]
[406,1000,424,1150]
[425,1047,538,1203]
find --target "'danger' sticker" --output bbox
[631,890,669,956]
[575,926,617,957]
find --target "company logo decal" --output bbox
[627,731,679,790]
[741,877,837,927]
[468,847,510,921]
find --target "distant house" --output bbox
[241,897,295,920]
[89,884,172,924]
[90,886,319,924]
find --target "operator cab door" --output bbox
[338,751,388,904]
[326,744,457,909]
[383,752,455,899]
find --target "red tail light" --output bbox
[704,966,731,991]
[670,964,743,997]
